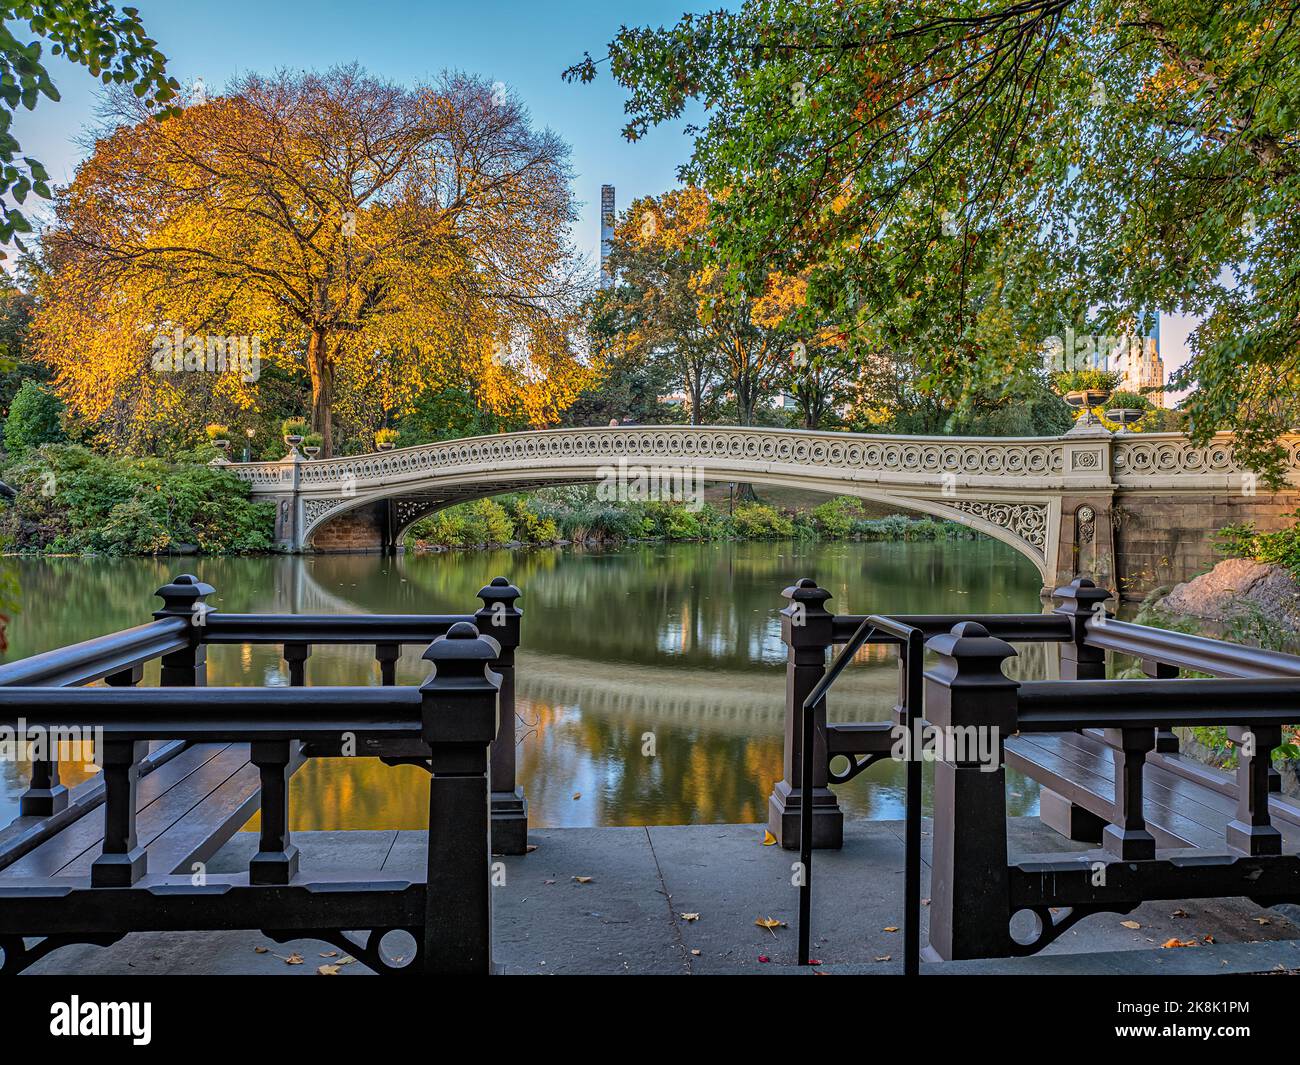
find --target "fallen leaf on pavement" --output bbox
[317,964,341,976]
[755,917,787,931]
[573,876,593,884]
[762,830,778,846]
[1120,920,1141,930]
[1162,938,1199,949]
[680,912,700,922]
[875,955,892,962]
[883,926,899,933]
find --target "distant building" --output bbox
[1113,312,1164,405]
[1043,312,1166,407]
[599,185,615,289]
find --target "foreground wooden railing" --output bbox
[0,573,527,860]
[778,576,1300,971]
[0,620,501,975]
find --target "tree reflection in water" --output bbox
[1,539,1047,829]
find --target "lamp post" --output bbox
[243,427,255,463]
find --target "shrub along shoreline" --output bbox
[0,444,275,555]
[406,488,985,550]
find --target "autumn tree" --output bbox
[570,0,1300,480]
[599,186,787,425]
[592,188,721,423]
[35,65,591,455]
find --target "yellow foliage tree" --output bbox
[34,65,592,455]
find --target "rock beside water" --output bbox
[1158,558,1300,632]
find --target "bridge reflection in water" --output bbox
[0,539,1049,831]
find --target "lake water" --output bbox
[0,539,1051,831]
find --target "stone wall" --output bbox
[308,502,386,552]
[1113,490,1299,599]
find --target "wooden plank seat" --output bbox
[1006,730,1300,852]
[0,742,297,882]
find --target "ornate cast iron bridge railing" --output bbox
[225,426,1300,594]
[780,576,1300,973]
[0,573,527,975]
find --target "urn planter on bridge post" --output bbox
[768,578,843,850]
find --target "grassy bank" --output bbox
[405,487,985,550]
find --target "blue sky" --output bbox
[12,0,704,268]
[10,0,1192,385]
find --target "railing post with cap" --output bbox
[154,574,213,687]
[768,578,842,850]
[925,621,1019,961]
[420,621,501,974]
[476,577,527,855]
[1053,576,1111,682]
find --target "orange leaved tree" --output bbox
[35,65,590,455]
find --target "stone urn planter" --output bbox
[1105,407,1144,430]
[376,442,395,452]
[304,445,321,459]
[1065,388,1112,427]
[283,434,304,455]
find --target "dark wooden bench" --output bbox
[1006,730,1300,852]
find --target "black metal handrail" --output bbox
[865,616,925,979]
[799,617,876,968]
[0,621,503,976]
[798,615,925,976]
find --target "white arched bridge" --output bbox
[226,424,1300,598]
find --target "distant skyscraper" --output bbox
[1113,311,1165,406]
[599,185,615,289]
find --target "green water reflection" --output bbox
[0,540,1049,830]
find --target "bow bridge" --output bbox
[226,425,1300,598]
